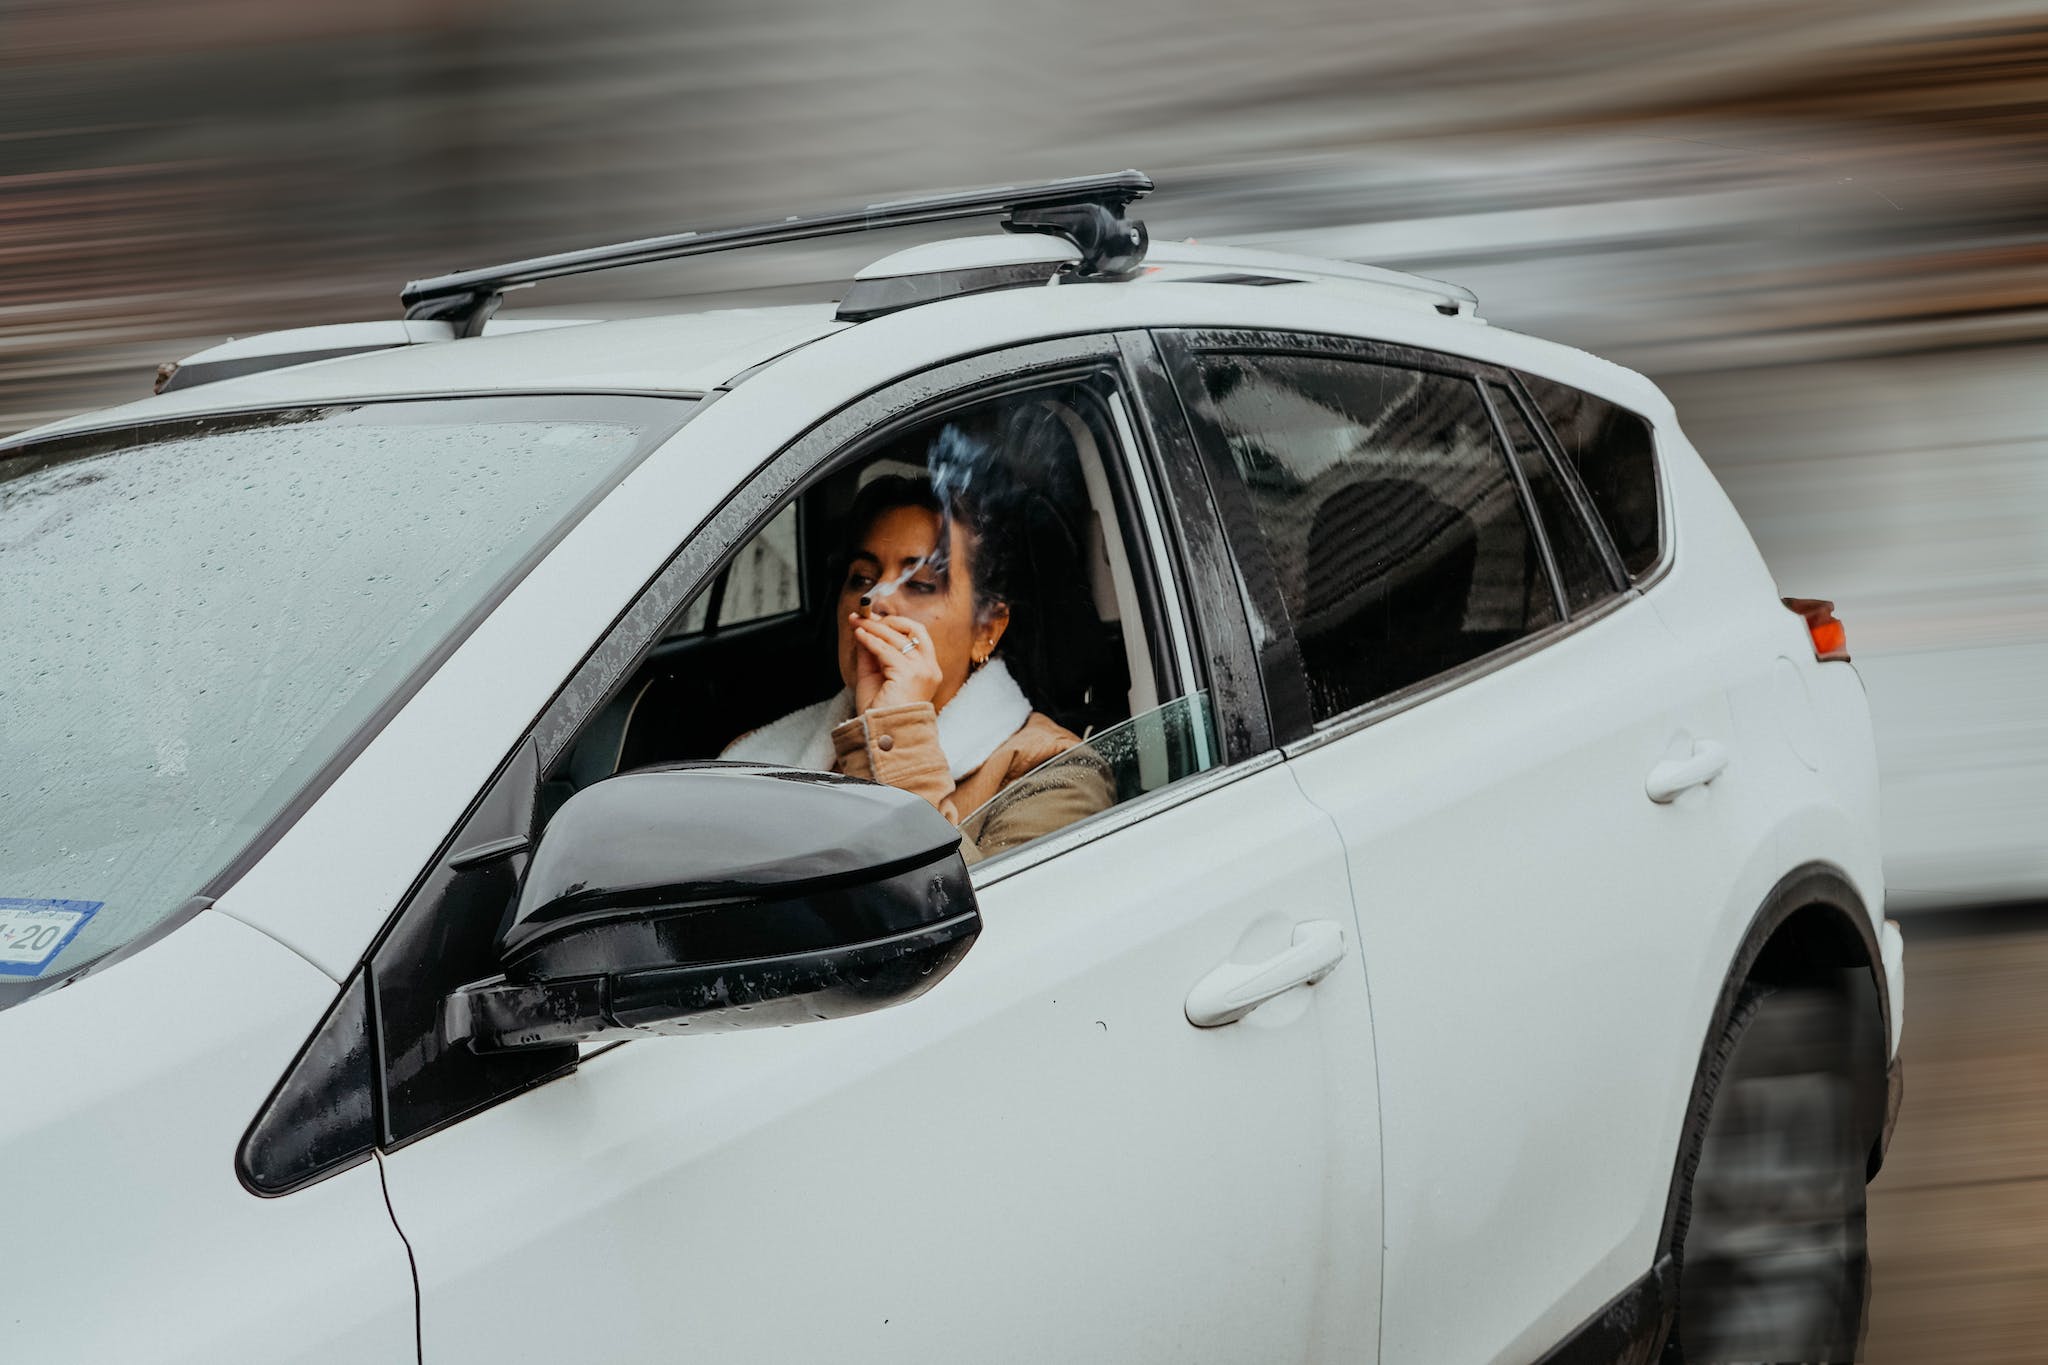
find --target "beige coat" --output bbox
[831,702,1115,862]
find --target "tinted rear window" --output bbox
[1519,374,1661,579]
[1196,352,1559,721]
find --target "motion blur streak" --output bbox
[5,0,2045,1357]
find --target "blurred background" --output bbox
[4,0,2044,1354]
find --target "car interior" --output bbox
[544,375,1185,819]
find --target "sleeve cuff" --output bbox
[831,703,956,811]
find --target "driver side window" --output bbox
[961,692,1217,857]
[549,372,1218,867]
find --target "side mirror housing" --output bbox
[445,763,977,1051]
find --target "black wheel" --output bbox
[1662,982,1871,1364]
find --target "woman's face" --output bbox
[837,504,1007,712]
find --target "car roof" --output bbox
[2,304,848,448]
[3,232,1672,451]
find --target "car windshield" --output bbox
[0,395,695,1002]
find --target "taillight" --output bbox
[1783,597,1850,662]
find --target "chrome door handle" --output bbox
[1186,921,1347,1028]
[1646,739,1729,804]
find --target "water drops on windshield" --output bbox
[0,402,666,985]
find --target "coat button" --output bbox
[876,734,895,752]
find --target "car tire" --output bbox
[1661,982,1870,1364]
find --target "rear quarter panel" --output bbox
[1638,418,1892,1186]
[1647,423,1886,929]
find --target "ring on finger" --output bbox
[899,639,918,654]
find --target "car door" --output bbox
[1161,330,1732,1365]
[374,335,1384,1365]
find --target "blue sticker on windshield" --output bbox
[0,899,102,977]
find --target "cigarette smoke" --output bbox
[927,422,982,518]
[864,421,991,608]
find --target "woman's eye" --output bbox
[906,579,939,595]
[845,571,875,592]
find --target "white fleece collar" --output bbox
[721,657,1032,781]
[720,689,850,773]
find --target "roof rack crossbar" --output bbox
[401,170,1153,336]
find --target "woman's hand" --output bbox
[850,610,944,714]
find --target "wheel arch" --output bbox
[1658,860,1891,1261]
[1534,865,1893,1364]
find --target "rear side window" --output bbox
[1195,351,1559,722]
[1519,373,1661,579]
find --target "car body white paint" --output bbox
[1277,407,1889,1364]
[163,313,595,371]
[0,910,416,1363]
[1,304,852,446]
[2,235,1894,1365]
[1287,596,1723,1364]
[381,762,1383,1364]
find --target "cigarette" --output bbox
[857,595,875,619]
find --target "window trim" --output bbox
[1476,381,1572,624]
[1138,330,1315,743]
[1106,391,1201,702]
[1478,378,1631,609]
[1280,590,1637,759]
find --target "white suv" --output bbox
[0,173,1902,1364]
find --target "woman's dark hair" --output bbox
[838,471,1013,626]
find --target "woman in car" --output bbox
[723,466,1113,861]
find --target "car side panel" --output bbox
[1646,426,1884,918]
[1288,591,1742,1364]
[0,911,416,1363]
[380,764,1381,1365]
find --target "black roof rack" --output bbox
[400,170,1153,337]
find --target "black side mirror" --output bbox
[444,763,978,1052]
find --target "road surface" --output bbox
[1868,906,2048,1363]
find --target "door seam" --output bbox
[373,1149,424,1365]
[1286,760,1390,1365]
